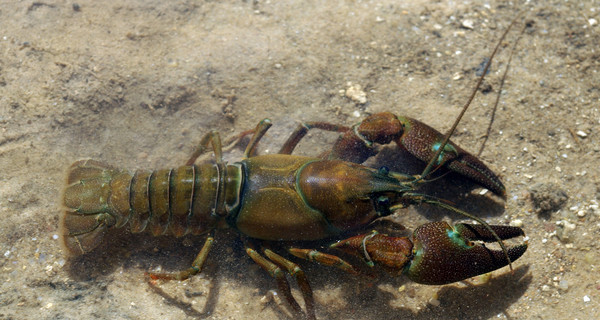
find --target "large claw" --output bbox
[332,221,527,285]
[329,112,506,197]
[406,221,527,284]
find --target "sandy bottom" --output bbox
[1,1,599,319]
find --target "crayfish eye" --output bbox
[376,196,390,206]
[374,196,392,217]
[378,166,390,176]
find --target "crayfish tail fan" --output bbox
[60,160,117,255]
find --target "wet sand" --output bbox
[1,1,599,319]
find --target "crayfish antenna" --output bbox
[420,11,526,181]
[477,16,529,157]
[406,13,528,272]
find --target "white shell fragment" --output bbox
[509,219,523,228]
[462,19,474,29]
[345,83,368,104]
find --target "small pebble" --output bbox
[541,285,551,292]
[589,202,599,215]
[589,18,598,26]
[462,19,474,29]
[260,290,281,305]
[583,295,591,302]
[345,83,367,104]
[584,252,596,264]
[429,298,440,307]
[576,130,587,138]
[556,220,576,242]
[509,219,523,227]
[558,279,569,291]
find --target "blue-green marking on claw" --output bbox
[447,228,471,249]
[432,142,458,165]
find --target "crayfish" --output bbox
[61,17,528,320]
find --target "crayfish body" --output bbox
[62,154,411,253]
[61,113,527,320]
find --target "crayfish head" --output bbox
[298,160,407,233]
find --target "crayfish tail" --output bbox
[60,212,109,255]
[60,160,118,255]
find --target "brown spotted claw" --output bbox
[331,221,527,284]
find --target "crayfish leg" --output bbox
[186,130,224,166]
[288,248,359,275]
[264,249,316,320]
[246,245,314,320]
[147,235,214,281]
[278,121,351,155]
[243,119,273,158]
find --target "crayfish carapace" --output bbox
[60,17,528,320]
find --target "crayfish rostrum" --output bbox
[61,19,528,320]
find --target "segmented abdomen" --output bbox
[61,159,239,255]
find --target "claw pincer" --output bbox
[330,112,506,197]
[332,221,527,285]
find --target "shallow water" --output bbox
[1,1,599,319]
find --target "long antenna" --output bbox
[477,21,528,157]
[417,12,525,271]
[421,12,524,179]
